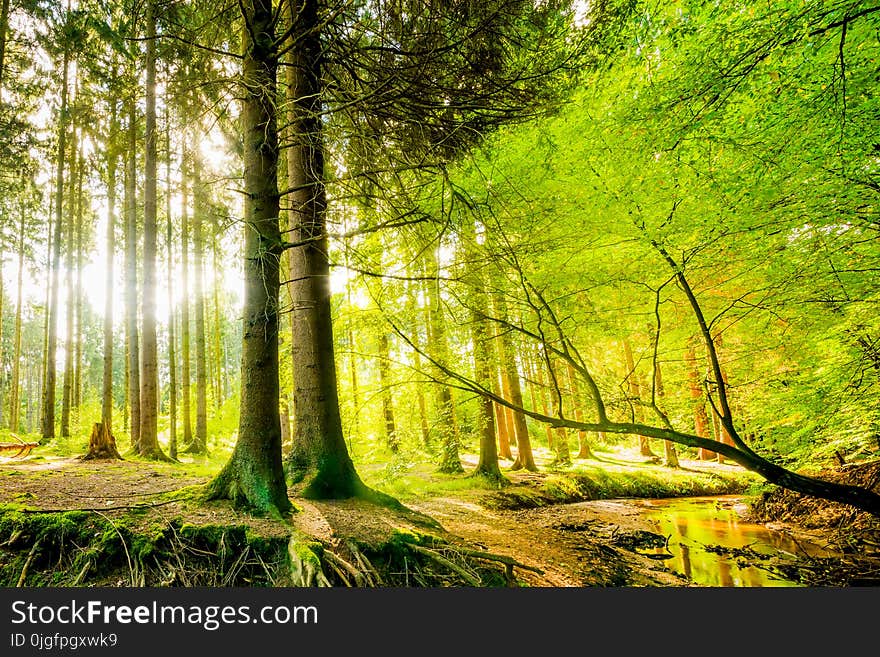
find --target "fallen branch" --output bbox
[16,539,41,587]
[408,544,482,586]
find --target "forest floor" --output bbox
[0,445,878,587]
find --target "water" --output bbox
[633,495,832,587]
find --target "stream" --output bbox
[630,495,833,587]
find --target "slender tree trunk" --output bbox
[100,100,118,437]
[211,223,224,409]
[624,338,655,457]
[207,0,290,513]
[61,131,78,439]
[530,349,555,450]
[685,339,714,460]
[187,151,208,454]
[40,42,69,444]
[74,144,84,412]
[125,101,141,453]
[138,0,166,460]
[654,358,679,467]
[424,247,463,473]
[85,126,122,459]
[180,142,193,446]
[9,201,25,432]
[404,273,429,448]
[568,363,593,459]
[0,0,9,94]
[283,0,373,500]
[166,115,177,460]
[377,331,399,453]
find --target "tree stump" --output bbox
[81,422,123,460]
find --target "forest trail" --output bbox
[408,494,688,586]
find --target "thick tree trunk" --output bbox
[40,43,69,444]
[207,0,291,514]
[138,0,167,461]
[283,0,374,500]
[377,332,399,453]
[82,422,122,461]
[211,224,224,409]
[125,101,141,453]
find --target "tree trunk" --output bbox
[624,338,655,457]
[654,358,679,467]
[466,229,504,482]
[138,0,167,461]
[404,273,430,448]
[165,114,177,460]
[125,100,141,453]
[180,142,193,447]
[73,151,84,412]
[211,222,224,409]
[207,0,291,514]
[685,340,714,460]
[283,0,373,500]
[424,247,463,473]
[0,0,9,94]
[377,331,399,454]
[567,363,593,459]
[8,200,25,431]
[61,130,78,439]
[188,151,208,454]
[530,350,555,450]
[40,41,69,444]
[101,101,118,434]
[82,422,122,461]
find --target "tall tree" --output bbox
[208,0,290,513]
[137,0,166,460]
[40,19,71,443]
[124,99,141,452]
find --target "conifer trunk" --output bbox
[207,0,291,513]
[125,101,141,453]
[40,40,70,444]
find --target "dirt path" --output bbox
[409,495,688,586]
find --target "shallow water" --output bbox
[632,495,832,587]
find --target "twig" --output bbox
[408,544,482,586]
[16,539,41,587]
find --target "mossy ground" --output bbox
[0,440,764,587]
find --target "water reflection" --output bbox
[636,495,830,587]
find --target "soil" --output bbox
[0,452,877,587]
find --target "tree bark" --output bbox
[685,339,714,460]
[180,141,193,446]
[40,39,69,444]
[377,331,399,453]
[187,151,208,454]
[624,338,655,457]
[82,422,122,461]
[61,130,78,439]
[9,198,25,431]
[101,100,118,433]
[207,0,291,514]
[138,0,167,460]
[568,362,593,459]
[125,100,141,453]
[283,0,374,500]
[424,247,463,473]
[165,113,177,460]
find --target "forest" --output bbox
[0,0,878,589]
